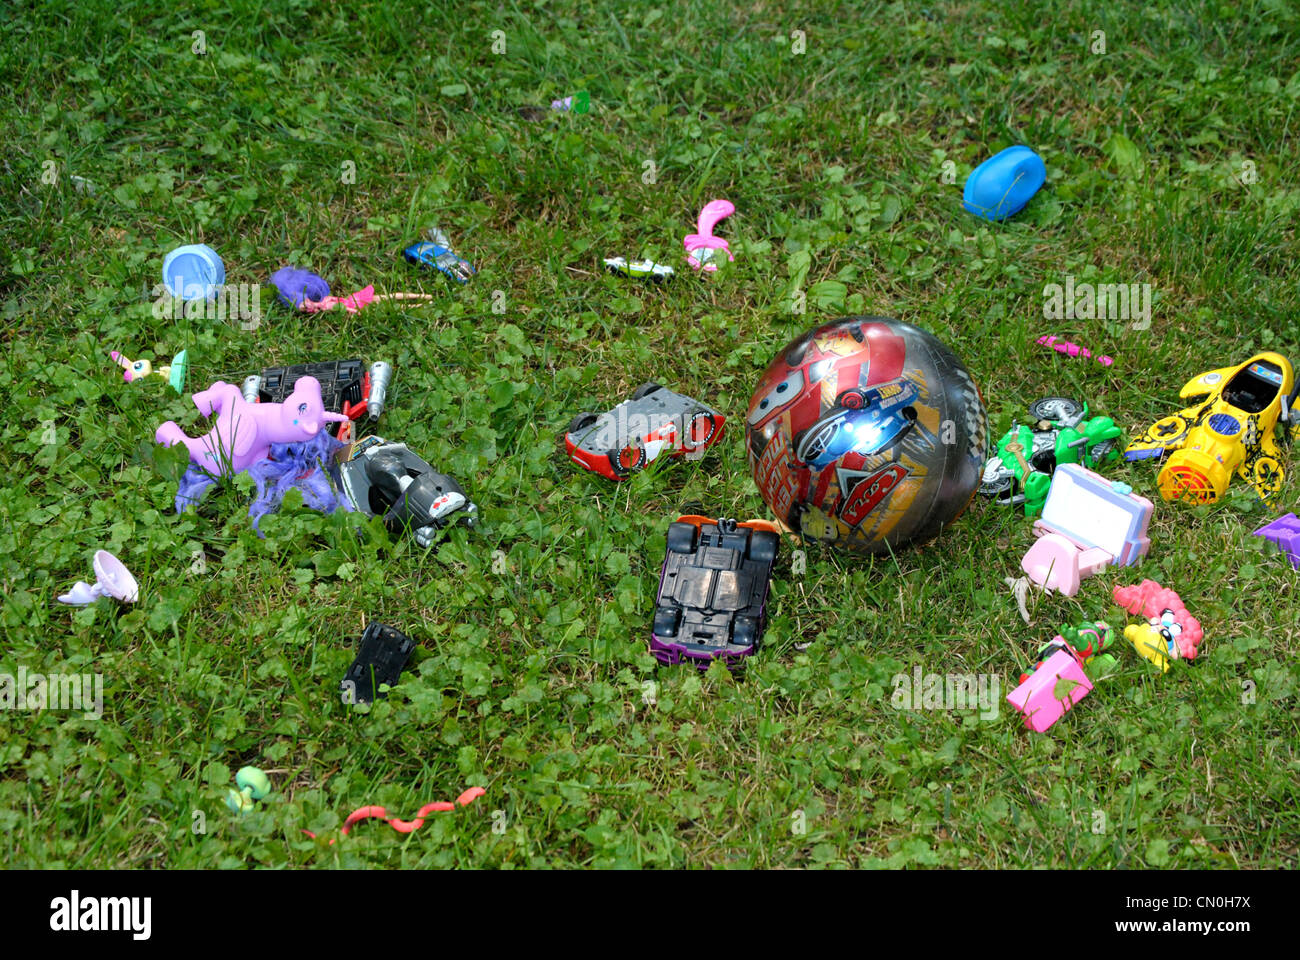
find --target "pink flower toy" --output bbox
[683,199,735,272]
[156,376,349,477]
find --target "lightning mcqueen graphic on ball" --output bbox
[791,379,920,468]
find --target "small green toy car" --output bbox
[979,396,1123,516]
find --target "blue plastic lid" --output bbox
[163,244,225,301]
[962,146,1046,222]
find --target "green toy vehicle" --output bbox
[978,396,1123,516]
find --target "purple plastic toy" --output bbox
[1253,513,1300,570]
[271,266,331,309]
[156,376,349,477]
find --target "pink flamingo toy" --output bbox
[683,199,736,272]
[156,375,349,477]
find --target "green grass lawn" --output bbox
[2,0,1298,868]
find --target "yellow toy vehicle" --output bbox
[1124,352,1298,505]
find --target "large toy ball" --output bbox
[745,317,988,556]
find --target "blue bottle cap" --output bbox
[163,244,225,301]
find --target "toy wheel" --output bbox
[732,616,760,650]
[747,529,779,564]
[1029,397,1082,423]
[979,473,1015,498]
[666,521,699,554]
[608,440,646,477]
[652,605,682,638]
[681,411,719,451]
[566,412,599,435]
[631,382,663,400]
[836,388,867,410]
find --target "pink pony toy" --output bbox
[683,199,735,272]
[1112,579,1203,670]
[156,376,349,477]
[1037,335,1114,367]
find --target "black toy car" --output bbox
[649,516,780,670]
[338,436,476,547]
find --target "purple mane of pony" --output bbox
[173,431,350,535]
[271,266,331,308]
[247,431,351,532]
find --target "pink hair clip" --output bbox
[684,199,735,272]
[1037,335,1114,367]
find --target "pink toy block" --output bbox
[1006,649,1093,732]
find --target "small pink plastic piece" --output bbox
[302,284,377,314]
[1006,648,1093,732]
[109,351,134,382]
[684,199,735,272]
[1036,335,1114,367]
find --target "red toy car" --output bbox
[565,382,725,481]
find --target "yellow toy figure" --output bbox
[1113,580,1203,673]
[1124,352,1297,505]
[110,348,188,394]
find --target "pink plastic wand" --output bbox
[1037,335,1114,367]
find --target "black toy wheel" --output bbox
[979,474,1015,499]
[608,440,646,477]
[652,605,682,638]
[836,388,868,410]
[566,412,598,435]
[631,382,663,400]
[666,522,699,554]
[732,616,760,650]
[747,529,779,564]
[680,411,718,451]
[1029,396,1082,424]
